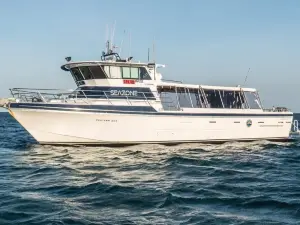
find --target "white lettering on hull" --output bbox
[110,90,138,96]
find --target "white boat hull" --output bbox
[9,108,293,145]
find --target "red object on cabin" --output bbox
[123,79,135,84]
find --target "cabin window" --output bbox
[121,67,131,78]
[79,66,93,80]
[157,87,180,110]
[70,67,85,81]
[103,66,111,78]
[158,86,259,110]
[219,91,236,108]
[189,88,205,108]
[177,88,193,108]
[140,67,151,80]
[110,66,122,78]
[121,67,140,79]
[244,91,261,109]
[204,89,223,108]
[89,66,107,79]
[218,90,248,109]
[97,66,151,80]
[131,67,139,79]
[120,66,151,80]
[158,86,208,109]
[239,92,247,109]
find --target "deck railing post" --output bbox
[142,92,151,106]
[186,88,194,108]
[199,86,209,108]
[81,90,90,104]
[103,91,113,105]
[174,87,181,111]
[218,90,225,108]
[37,91,46,103]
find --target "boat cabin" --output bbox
[157,85,262,111]
[60,50,263,111]
[61,52,156,87]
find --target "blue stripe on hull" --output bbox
[9,103,293,117]
[10,103,157,112]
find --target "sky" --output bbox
[0,0,300,111]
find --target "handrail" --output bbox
[103,91,113,105]
[263,107,291,112]
[10,88,74,92]
[161,79,182,84]
[8,87,183,111]
[11,87,287,113]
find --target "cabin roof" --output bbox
[157,81,257,92]
[61,61,257,92]
[61,61,151,71]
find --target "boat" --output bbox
[0,40,294,145]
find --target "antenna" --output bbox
[153,36,155,63]
[105,24,109,51]
[111,20,116,50]
[148,47,150,62]
[119,30,126,57]
[243,68,251,86]
[153,36,156,80]
[129,30,131,58]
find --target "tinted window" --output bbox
[79,66,93,80]
[139,67,151,80]
[219,90,235,108]
[189,89,204,108]
[177,89,192,108]
[70,68,84,81]
[204,89,223,108]
[158,88,180,110]
[244,91,261,109]
[219,90,248,109]
[89,66,107,79]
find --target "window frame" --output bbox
[79,66,94,80]
[88,65,108,79]
[102,65,152,80]
[70,67,85,82]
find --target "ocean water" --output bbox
[0,112,300,225]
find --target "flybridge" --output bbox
[60,35,166,86]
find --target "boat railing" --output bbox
[263,107,291,112]
[161,79,183,84]
[9,88,182,111]
[10,88,74,103]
